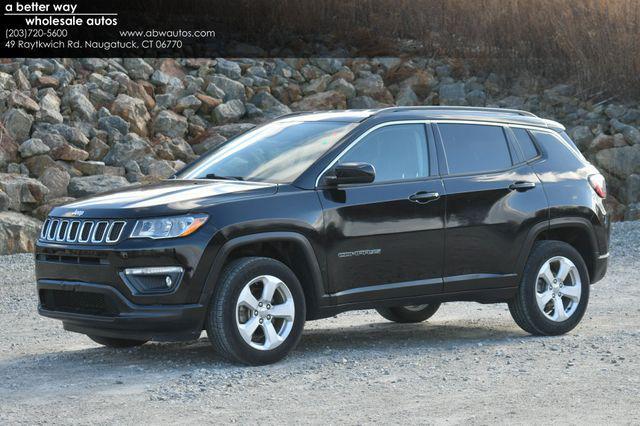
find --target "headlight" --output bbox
[130,214,208,239]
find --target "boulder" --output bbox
[213,100,246,124]
[175,95,202,113]
[64,86,96,121]
[439,83,467,106]
[0,190,9,211]
[353,73,391,102]
[152,110,188,138]
[395,86,419,106]
[3,108,33,142]
[9,91,39,112]
[208,75,246,102]
[327,78,356,99]
[23,155,61,178]
[195,94,223,114]
[466,89,487,107]
[49,144,89,161]
[0,173,49,211]
[0,131,20,168]
[73,160,106,176]
[303,75,332,95]
[110,94,151,136]
[67,175,131,198]
[216,58,242,79]
[103,133,153,166]
[209,123,256,138]
[595,145,640,178]
[192,132,227,155]
[249,92,291,117]
[32,197,75,220]
[18,138,50,158]
[98,115,130,136]
[347,96,382,109]
[0,212,42,254]
[624,202,640,221]
[569,126,593,151]
[39,167,70,200]
[36,92,63,124]
[123,58,154,80]
[291,91,347,111]
[86,137,110,161]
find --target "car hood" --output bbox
[50,179,278,219]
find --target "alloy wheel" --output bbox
[235,275,295,351]
[535,256,582,322]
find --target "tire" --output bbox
[88,335,148,348]
[206,257,306,365]
[376,303,441,323]
[508,240,590,336]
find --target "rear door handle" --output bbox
[409,191,440,204]
[509,181,536,191]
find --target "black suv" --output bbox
[36,107,610,365]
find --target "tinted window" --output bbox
[512,128,539,160]
[339,124,428,183]
[177,121,357,183]
[438,124,512,174]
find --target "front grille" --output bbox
[39,289,116,316]
[40,218,127,245]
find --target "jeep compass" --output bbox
[36,107,610,365]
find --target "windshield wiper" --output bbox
[202,173,244,181]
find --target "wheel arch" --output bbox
[199,232,326,320]
[517,218,599,283]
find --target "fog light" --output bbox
[121,266,184,294]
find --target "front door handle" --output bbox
[509,181,536,191]
[409,191,440,204]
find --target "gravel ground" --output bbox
[1,222,639,425]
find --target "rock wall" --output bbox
[1,57,639,253]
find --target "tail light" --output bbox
[588,174,607,199]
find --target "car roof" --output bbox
[279,107,565,131]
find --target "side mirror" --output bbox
[325,162,375,186]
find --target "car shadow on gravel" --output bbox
[297,320,522,353]
[2,320,523,375]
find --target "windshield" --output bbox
[177,120,357,183]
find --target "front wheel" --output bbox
[376,303,441,323]
[206,257,306,365]
[508,241,590,336]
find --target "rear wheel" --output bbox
[88,335,148,348]
[206,257,306,365]
[376,303,441,323]
[508,241,590,336]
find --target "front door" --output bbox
[318,123,445,304]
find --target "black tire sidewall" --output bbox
[520,241,590,335]
[209,257,306,365]
[377,303,441,323]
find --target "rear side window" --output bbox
[512,128,539,160]
[437,124,513,175]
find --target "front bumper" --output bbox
[38,280,206,341]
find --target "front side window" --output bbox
[177,121,357,183]
[438,123,513,175]
[337,124,429,183]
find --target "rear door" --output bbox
[434,122,548,292]
[318,122,445,304]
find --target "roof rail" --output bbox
[374,106,539,118]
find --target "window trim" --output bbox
[314,119,567,187]
[314,120,432,188]
[507,126,542,164]
[433,121,517,177]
